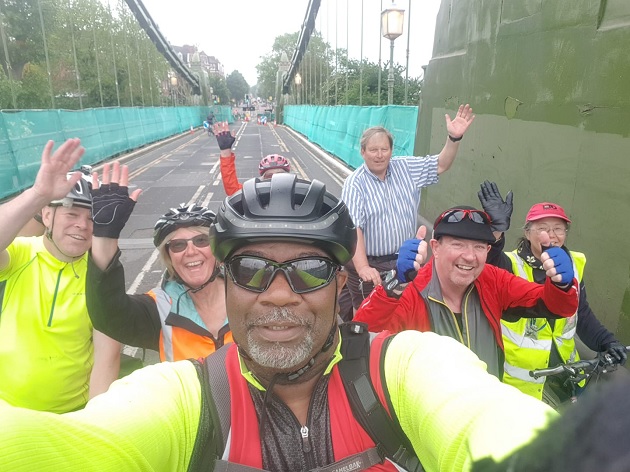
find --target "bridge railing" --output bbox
[0,105,233,200]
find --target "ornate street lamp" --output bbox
[170,76,178,106]
[381,2,405,105]
[294,73,302,105]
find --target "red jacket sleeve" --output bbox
[486,265,579,320]
[354,285,431,333]
[219,153,242,196]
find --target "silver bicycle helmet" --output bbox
[49,172,92,210]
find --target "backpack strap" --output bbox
[188,344,232,472]
[338,322,424,472]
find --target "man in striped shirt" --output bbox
[341,104,475,311]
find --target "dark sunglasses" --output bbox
[225,255,340,294]
[436,209,491,226]
[166,235,210,253]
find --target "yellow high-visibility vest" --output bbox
[501,250,586,400]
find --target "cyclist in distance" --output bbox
[354,204,581,380]
[0,139,120,413]
[212,121,291,196]
[86,162,230,362]
[0,174,558,472]
[477,181,626,402]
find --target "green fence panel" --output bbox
[0,105,226,200]
[284,105,419,169]
[94,108,131,160]
[59,109,106,165]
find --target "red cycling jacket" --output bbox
[354,258,579,350]
[219,153,242,196]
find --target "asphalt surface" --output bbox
[109,122,353,364]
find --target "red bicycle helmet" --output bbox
[258,154,290,176]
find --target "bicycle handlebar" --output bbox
[529,346,630,380]
[529,359,599,379]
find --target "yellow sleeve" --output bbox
[0,361,203,471]
[384,330,556,472]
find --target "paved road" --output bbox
[109,122,352,365]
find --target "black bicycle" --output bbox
[529,347,629,408]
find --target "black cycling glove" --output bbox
[215,131,235,151]
[477,180,513,233]
[91,183,136,239]
[603,341,627,366]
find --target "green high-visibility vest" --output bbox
[501,250,586,400]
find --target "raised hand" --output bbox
[214,122,236,151]
[396,226,428,283]
[477,180,514,232]
[91,161,142,239]
[32,139,85,203]
[445,104,475,140]
[540,231,573,285]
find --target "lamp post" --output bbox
[294,73,302,105]
[381,2,405,105]
[170,75,178,106]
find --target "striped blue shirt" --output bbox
[341,155,439,256]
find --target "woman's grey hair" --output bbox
[157,226,209,281]
[360,126,393,151]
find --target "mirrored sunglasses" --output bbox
[225,255,340,294]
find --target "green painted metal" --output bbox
[0,106,233,200]
[415,0,630,341]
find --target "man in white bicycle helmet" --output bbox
[0,139,120,413]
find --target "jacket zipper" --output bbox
[428,296,466,345]
[47,268,64,327]
[286,387,317,469]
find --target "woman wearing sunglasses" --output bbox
[478,181,626,403]
[86,163,230,362]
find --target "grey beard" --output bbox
[246,307,314,370]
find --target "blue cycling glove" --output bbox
[396,238,421,283]
[543,246,573,286]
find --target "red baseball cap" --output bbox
[525,202,571,223]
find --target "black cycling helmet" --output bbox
[153,204,216,247]
[210,173,356,264]
[49,173,92,210]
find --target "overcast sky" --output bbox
[139,0,442,86]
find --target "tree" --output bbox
[207,75,229,105]
[17,63,49,109]
[255,32,299,101]
[226,70,249,103]
[0,0,59,79]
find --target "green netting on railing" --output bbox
[0,105,233,200]
[283,105,419,169]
